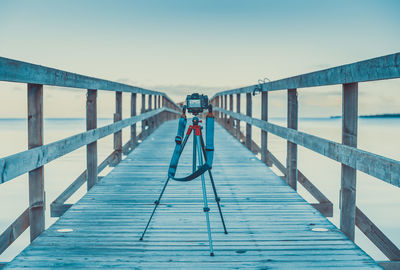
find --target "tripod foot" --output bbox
[224,231,228,235]
[139,237,143,241]
[210,252,214,256]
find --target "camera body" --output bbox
[186,93,209,115]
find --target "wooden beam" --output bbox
[246,93,252,150]
[86,89,97,190]
[261,92,272,166]
[27,83,44,242]
[214,107,400,188]
[356,207,400,261]
[0,57,166,96]
[212,52,400,96]
[0,107,177,184]
[0,208,29,255]
[340,82,358,241]
[131,93,137,148]
[287,89,298,190]
[236,93,241,140]
[113,92,123,165]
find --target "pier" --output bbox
[1,53,400,269]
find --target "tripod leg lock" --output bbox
[215,197,221,202]
[154,200,159,205]
[203,207,210,212]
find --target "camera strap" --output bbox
[168,115,214,182]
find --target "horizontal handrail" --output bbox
[0,107,179,184]
[213,52,400,97]
[216,107,400,188]
[0,57,179,109]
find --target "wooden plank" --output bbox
[286,89,298,190]
[6,121,380,269]
[340,82,358,241]
[212,52,400,96]
[27,83,45,242]
[113,92,123,165]
[214,107,400,188]
[0,208,29,255]
[356,207,400,261]
[131,93,137,148]
[236,94,240,140]
[246,93,252,150]
[86,89,97,190]
[223,95,227,127]
[0,107,177,184]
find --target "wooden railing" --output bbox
[0,57,180,255]
[209,52,400,268]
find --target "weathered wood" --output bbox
[246,93,252,150]
[261,91,272,166]
[236,94,240,140]
[27,83,45,242]
[148,94,153,132]
[113,92,123,165]
[340,83,358,241]
[0,208,29,255]
[6,121,380,269]
[0,108,177,184]
[131,93,137,148]
[356,207,400,261]
[86,89,97,190]
[212,52,400,97]
[214,107,400,188]
[287,89,298,190]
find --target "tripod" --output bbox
[139,114,228,256]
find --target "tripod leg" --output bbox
[139,177,170,241]
[196,135,214,256]
[199,134,228,234]
[207,169,228,234]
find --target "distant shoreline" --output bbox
[330,114,400,119]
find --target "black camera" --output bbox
[186,93,209,115]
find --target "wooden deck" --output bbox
[5,120,380,269]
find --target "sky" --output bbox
[0,0,399,118]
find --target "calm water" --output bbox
[0,118,399,261]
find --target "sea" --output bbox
[0,117,399,262]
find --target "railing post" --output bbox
[229,94,233,133]
[86,89,98,190]
[148,94,152,133]
[236,93,241,140]
[287,88,298,190]
[141,94,146,138]
[261,91,272,166]
[214,96,219,121]
[245,93,252,150]
[224,95,228,128]
[114,91,122,164]
[340,82,358,241]
[131,93,137,148]
[27,83,45,242]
